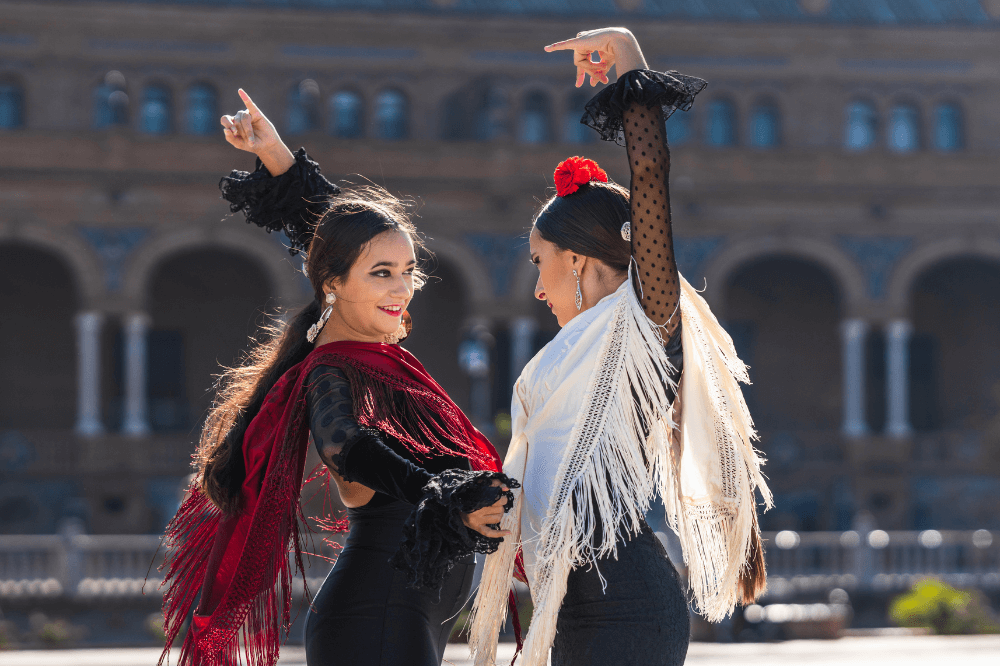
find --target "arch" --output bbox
[0,223,104,307]
[932,101,964,152]
[0,75,25,129]
[0,242,79,429]
[563,89,594,144]
[93,70,128,129]
[146,247,274,432]
[122,226,305,311]
[329,89,363,139]
[185,81,217,136]
[888,101,921,153]
[702,236,867,319]
[748,97,781,148]
[140,81,173,135]
[519,90,552,144]
[287,79,321,135]
[844,98,877,151]
[421,236,493,308]
[885,237,1000,316]
[704,97,737,147]
[373,88,408,140]
[909,257,1000,433]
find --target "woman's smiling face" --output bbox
[322,228,417,343]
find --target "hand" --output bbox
[461,480,512,539]
[544,27,648,88]
[220,89,295,175]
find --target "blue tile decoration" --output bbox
[464,232,528,298]
[837,235,912,300]
[78,227,149,293]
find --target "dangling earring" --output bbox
[573,269,582,311]
[307,292,336,343]
[385,311,408,345]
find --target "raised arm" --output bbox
[218,89,340,256]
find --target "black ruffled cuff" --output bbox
[582,69,708,146]
[218,147,340,256]
[390,469,520,593]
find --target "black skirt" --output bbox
[304,498,475,666]
[551,519,690,666]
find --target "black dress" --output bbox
[550,68,708,666]
[219,160,511,666]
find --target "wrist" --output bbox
[256,142,296,176]
[611,32,648,77]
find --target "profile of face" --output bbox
[321,229,416,343]
[529,226,586,328]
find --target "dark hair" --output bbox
[533,179,631,273]
[196,185,424,515]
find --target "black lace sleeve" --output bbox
[306,365,519,591]
[583,68,706,343]
[219,147,340,256]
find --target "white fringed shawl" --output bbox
[468,275,773,666]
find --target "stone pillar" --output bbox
[840,318,868,438]
[886,319,913,438]
[74,312,104,437]
[509,316,538,381]
[122,312,151,437]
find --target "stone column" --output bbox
[74,312,104,437]
[122,312,151,437]
[509,316,538,381]
[840,318,868,438]
[886,319,913,438]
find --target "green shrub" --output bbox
[890,579,1000,635]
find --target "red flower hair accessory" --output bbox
[553,156,608,197]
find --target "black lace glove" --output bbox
[390,469,520,593]
[219,147,339,256]
[582,69,707,146]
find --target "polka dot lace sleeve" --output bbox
[625,103,680,336]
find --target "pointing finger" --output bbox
[237,88,262,117]
[544,38,584,52]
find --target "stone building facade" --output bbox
[1,0,999,534]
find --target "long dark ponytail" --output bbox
[196,186,423,515]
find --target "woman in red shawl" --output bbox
[158,89,518,666]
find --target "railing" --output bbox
[761,529,1000,598]
[1,530,997,600]
[0,532,340,600]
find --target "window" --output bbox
[563,91,593,144]
[844,100,877,151]
[474,86,507,141]
[666,110,692,146]
[186,83,216,136]
[374,89,408,140]
[140,84,172,135]
[287,79,320,135]
[888,103,920,153]
[0,81,24,129]
[519,91,551,144]
[93,71,128,129]
[748,101,780,148]
[705,98,736,147]
[933,102,963,152]
[329,90,362,138]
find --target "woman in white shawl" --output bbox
[469,28,773,666]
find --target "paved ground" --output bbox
[3,635,998,666]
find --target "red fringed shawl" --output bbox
[157,341,514,666]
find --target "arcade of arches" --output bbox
[1,239,999,534]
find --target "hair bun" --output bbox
[554,156,609,198]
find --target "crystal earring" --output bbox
[621,221,631,242]
[573,269,582,311]
[306,292,336,343]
